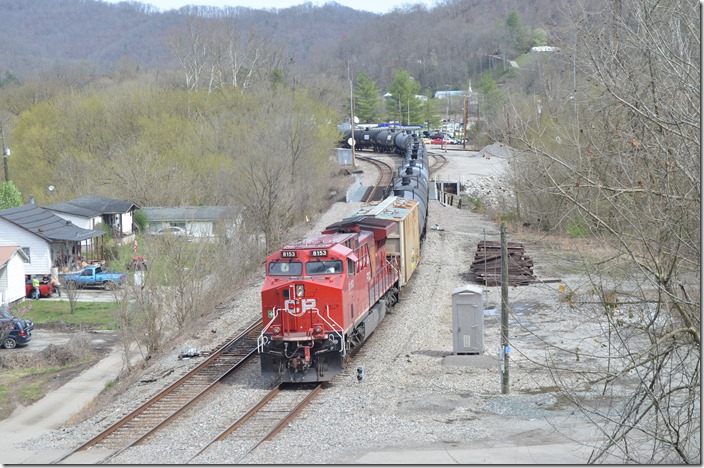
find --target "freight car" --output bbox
[342,126,422,154]
[258,132,429,382]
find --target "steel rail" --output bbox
[187,383,323,464]
[427,151,449,175]
[52,318,263,464]
[356,155,394,202]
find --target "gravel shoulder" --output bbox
[4,145,605,464]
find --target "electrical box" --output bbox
[452,285,484,354]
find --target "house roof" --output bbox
[0,204,104,242]
[46,195,139,218]
[140,206,241,222]
[0,245,28,268]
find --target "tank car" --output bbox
[393,171,429,237]
[341,126,422,154]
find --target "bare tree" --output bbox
[222,87,337,253]
[63,278,86,315]
[500,0,700,463]
[167,14,282,93]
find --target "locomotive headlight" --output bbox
[295,284,305,298]
[272,326,281,335]
[313,326,323,334]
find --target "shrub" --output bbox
[565,217,590,238]
[133,210,148,233]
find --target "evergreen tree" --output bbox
[0,181,22,210]
[478,74,504,120]
[385,69,422,125]
[422,91,440,131]
[354,72,382,123]
[505,10,530,53]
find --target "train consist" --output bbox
[258,129,430,382]
[340,125,423,154]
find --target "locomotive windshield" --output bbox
[268,261,303,276]
[306,260,344,275]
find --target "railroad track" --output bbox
[428,151,449,175]
[188,383,323,464]
[53,318,264,464]
[356,155,394,202]
[184,303,372,463]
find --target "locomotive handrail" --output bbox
[385,257,401,284]
[257,306,346,356]
[315,306,346,356]
[257,309,280,352]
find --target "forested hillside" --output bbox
[0,0,564,210]
[0,0,555,90]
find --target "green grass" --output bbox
[513,53,532,67]
[19,381,45,401]
[1,367,63,408]
[9,301,119,329]
[0,366,90,419]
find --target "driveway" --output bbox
[39,287,124,303]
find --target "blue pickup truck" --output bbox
[63,265,126,290]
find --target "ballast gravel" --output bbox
[22,147,606,464]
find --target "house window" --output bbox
[21,247,30,262]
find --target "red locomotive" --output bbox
[258,196,423,382]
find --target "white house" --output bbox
[140,206,242,238]
[530,46,560,52]
[0,244,29,306]
[0,203,104,274]
[45,195,139,244]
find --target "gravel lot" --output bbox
[17,145,604,463]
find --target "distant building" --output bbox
[531,46,560,52]
[140,206,243,239]
[0,203,104,274]
[45,195,139,242]
[0,244,30,306]
[433,90,466,99]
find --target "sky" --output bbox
[107,0,435,15]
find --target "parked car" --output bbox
[153,226,189,237]
[430,137,450,145]
[0,306,33,349]
[63,265,126,290]
[25,275,54,299]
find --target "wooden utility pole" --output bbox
[0,126,9,182]
[500,222,510,394]
[462,96,468,150]
[349,80,356,169]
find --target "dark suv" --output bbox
[0,306,33,349]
